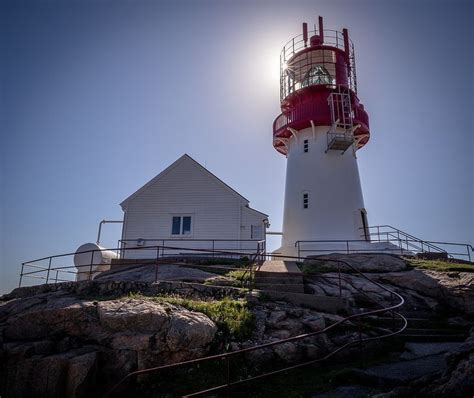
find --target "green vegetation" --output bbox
[405,258,474,272]
[225,269,254,287]
[126,292,255,341]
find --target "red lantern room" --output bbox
[273,16,370,155]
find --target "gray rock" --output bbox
[302,314,326,332]
[400,342,462,360]
[95,264,222,283]
[66,352,97,398]
[166,310,217,352]
[273,342,299,363]
[306,254,408,272]
[351,354,446,385]
[266,310,287,328]
[97,299,169,333]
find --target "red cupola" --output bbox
[273,16,370,155]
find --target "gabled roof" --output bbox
[243,205,269,219]
[120,154,261,210]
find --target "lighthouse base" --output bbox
[273,241,408,260]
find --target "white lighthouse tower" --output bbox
[274,17,372,256]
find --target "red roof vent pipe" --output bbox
[318,16,324,42]
[343,28,350,63]
[302,22,308,47]
[310,15,324,46]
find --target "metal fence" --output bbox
[118,238,265,259]
[19,240,266,288]
[105,251,407,397]
[296,225,473,262]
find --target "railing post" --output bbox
[468,245,471,262]
[226,355,230,397]
[155,246,160,283]
[55,270,59,284]
[46,257,52,284]
[358,317,363,366]
[390,292,395,328]
[346,241,349,254]
[212,240,215,259]
[338,262,342,297]
[89,250,94,281]
[19,263,24,287]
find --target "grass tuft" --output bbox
[405,258,474,272]
[126,292,254,341]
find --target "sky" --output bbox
[1,0,473,294]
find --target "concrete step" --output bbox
[254,276,303,284]
[255,283,304,293]
[256,260,302,275]
[256,289,349,312]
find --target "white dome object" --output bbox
[74,243,117,281]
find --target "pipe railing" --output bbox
[18,240,267,288]
[17,242,408,396]
[296,225,473,262]
[104,250,407,397]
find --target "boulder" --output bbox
[97,299,170,334]
[166,310,217,352]
[0,294,218,397]
[273,342,300,363]
[301,314,326,332]
[306,254,408,273]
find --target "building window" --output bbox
[303,193,309,209]
[251,224,263,239]
[171,216,192,235]
[303,139,309,153]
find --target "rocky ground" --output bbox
[1,255,473,397]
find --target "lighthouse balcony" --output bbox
[326,131,354,152]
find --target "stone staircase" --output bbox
[253,260,349,312]
[254,260,304,293]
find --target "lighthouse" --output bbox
[274,17,372,256]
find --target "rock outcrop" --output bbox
[0,294,217,397]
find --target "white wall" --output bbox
[121,156,266,258]
[279,125,367,255]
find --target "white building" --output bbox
[119,154,268,258]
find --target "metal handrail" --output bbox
[104,250,406,397]
[366,224,448,253]
[16,242,406,396]
[18,241,267,288]
[296,227,473,262]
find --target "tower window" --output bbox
[303,193,309,209]
[303,139,309,153]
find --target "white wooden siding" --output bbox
[120,155,266,258]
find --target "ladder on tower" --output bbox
[326,87,355,153]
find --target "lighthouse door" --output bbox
[360,209,369,241]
